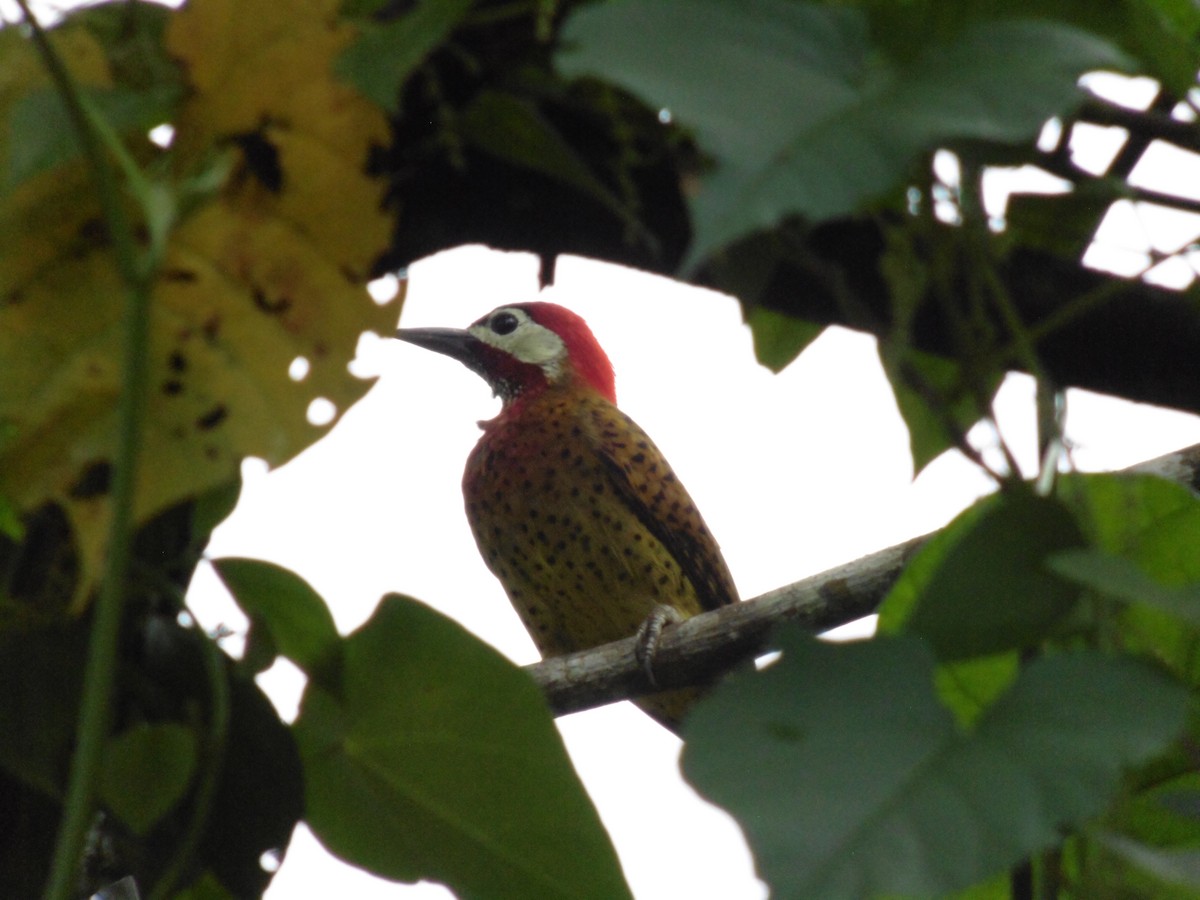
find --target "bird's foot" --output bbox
[635,604,684,687]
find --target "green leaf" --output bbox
[934,652,1019,728]
[559,0,1130,267]
[1059,474,1200,576]
[206,670,304,897]
[69,0,181,93]
[1004,179,1126,260]
[6,84,179,190]
[100,722,197,835]
[337,0,474,109]
[682,631,1188,900]
[878,492,1085,659]
[0,493,21,540]
[1058,473,1200,682]
[294,594,632,900]
[0,622,87,797]
[879,345,1001,474]
[1049,548,1200,626]
[1016,0,1200,95]
[171,870,236,900]
[875,220,1006,473]
[190,476,242,539]
[460,90,625,216]
[745,307,824,372]
[1100,833,1200,890]
[1068,771,1200,897]
[213,557,341,687]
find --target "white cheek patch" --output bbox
[470,311,567,379]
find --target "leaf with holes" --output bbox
[0,0,398,609]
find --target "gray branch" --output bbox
[525,443,1200,718]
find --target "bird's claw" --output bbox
[635,604,684,687]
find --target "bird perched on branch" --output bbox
[397,302,738,732]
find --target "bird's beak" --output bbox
[396,326,478,363]
[396,326,491,381]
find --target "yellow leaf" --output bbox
[0,1,397,612]
[0,27,110,295]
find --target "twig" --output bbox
[528,536,922,715]
[527,442,1200,718]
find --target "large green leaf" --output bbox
[559,0,1130,267]
[295,594,632,900]
[682,631,1188,900]
[878,491,1085,659]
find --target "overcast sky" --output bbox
[187,232,1200,898]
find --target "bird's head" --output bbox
[396,302,616,404]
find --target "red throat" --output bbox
[513,302,617,402]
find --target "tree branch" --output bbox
[526,442,1200,718]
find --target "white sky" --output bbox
[186,242,1200,899]
[3,0,1198,894]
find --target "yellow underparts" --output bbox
[463,384,728,732]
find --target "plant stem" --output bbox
[15,4,153,899]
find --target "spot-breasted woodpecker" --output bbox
[397,302,739,731]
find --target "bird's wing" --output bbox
[587,402,739,613]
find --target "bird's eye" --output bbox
[490,311,519,335]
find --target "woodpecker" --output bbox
[397,302,738,732]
